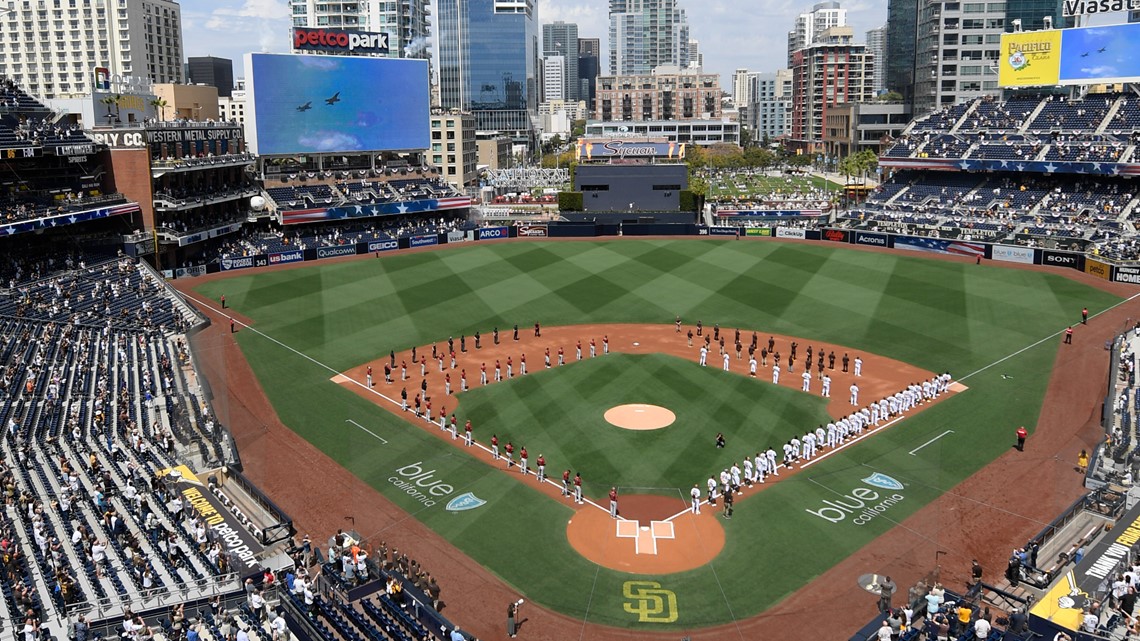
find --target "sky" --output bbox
[183,0,891,87]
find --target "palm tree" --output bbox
[149,97,168,121]
[100,95,118,124]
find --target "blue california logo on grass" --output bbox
[445,492,487,511]
[862,472,904,491]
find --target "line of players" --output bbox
[692,373,954,513]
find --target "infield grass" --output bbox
[195,239,1121,629]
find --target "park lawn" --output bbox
[708,172,841,199]
[195,239,1121,628]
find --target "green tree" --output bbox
[878,90,904,102]
[149,97,169,121]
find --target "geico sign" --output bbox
[806,473,905,526]
[293,28,389,53]
[368,240,398,252]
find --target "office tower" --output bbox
[791,26,874,148]
[0,0,184,99]
[438,0,540,137]
[609,0,691,75]
[865,25,887,95]
[543,21,579,101]
[787,1,847,67]
[188,56,234,98]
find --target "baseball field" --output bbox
[190,239,1123,631]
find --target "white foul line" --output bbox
[908,429,954,456]
[346,419,388,445]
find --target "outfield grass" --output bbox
[708,172,840,200]
[195,240,1120,629]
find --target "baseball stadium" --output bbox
[5,17,1140,641]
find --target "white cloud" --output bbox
[298,131,364,152]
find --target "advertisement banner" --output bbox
[477,226,509,240]
[744,228,772,237]
[268,250,305,265]
[708,226,739,236]
[1114,265,1140,284]
[575,139,689,161]
[410,234,438,248]
[1041,249,1084,271]
[175,266,207,279]
[894,237,986,258]
[292,27,389,54]
[447,230,468,243]
[853,231,888,248]
[991,244,1035,265]
[365,239,399,253]
[517,224,549,237]
[776,227,807,240]
[1085,258,1110,280]
[999,30,1062,87]
[220,256,258,272]
[160,466,263,571]
[316,245,358,260]
[822,229,849,243]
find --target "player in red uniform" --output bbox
[536,454,546,481]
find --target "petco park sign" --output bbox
[293,27,389,54]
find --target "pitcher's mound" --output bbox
[605,404,676,430]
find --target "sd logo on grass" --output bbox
[445,492,486,512]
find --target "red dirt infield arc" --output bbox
[174,237,1140,641]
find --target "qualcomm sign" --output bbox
[806,472,905,526]
[389,461,486,511]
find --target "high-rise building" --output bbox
[787,1,847,67]
[287,0,432,59]
[911,0,1004,115]
[688,39,703,69]
[732,68,759,109]
[188,56,234,98]
[578,52,600,114]
[865,25,887,95]
[543,56,566,101]
[0,0,184,99]
[791,26,874,150]
[609,0,691,75]
[543,22,579,101]
[595,66,720,121]
[885,0,917,101]
[430,112,478,188]
[579,37,601,59]
[438,0,540,138]
[748,69,794,141]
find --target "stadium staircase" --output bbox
[1097,96,1125,134]
[1017,101,1050,134]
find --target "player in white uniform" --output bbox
[849,383,859,405]
[723,352,730,372]
[801,371,811,392]
[749,357,757,377]
[719,469,731,497]
[854,356,862,377]
[766,447,779,476]
[815,426,826,451]
[730,463,742,493]
[870,402,880,426]
[707,476,718,505]
[755,452,768,483]
[802,431,816,460]
[821,374,831,397]
[699,345,708,367]
[772,364,781,385]
[742,458,754,486]
[782,442,795,467]
[827,422,838,448]
[690,485,701,514]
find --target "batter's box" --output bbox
[616,518,675,555]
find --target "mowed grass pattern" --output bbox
[196,240,1121,629]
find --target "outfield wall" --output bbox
[172,223,1135,284]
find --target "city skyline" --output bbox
[182,0,891,88]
